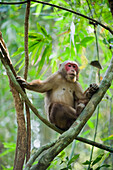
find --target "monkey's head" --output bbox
[59,60,80,82]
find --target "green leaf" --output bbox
[0,143,16,157]
[87,120,94,129]
[81,130,90,136]
[42,15,55,19]
[29,32,44,40]
[36,3,43,17]
[108,38,113,43]
[11,47,24,57]
[37,23,48,37]
[58,150,66,159]
[102,135,113,141]
[17,60,25,73]
[95,164,110,170]
[68,154,79,165]
[36,45,48,75]
[14,54,24,67]
[81,36,94,46]
[103,38,109,45]
[34,41,44,64]
[0,148,15,157]
[60,0,69,6]
[92,154,104,166]
[45,43,52,63]
[82,160,91,165]
[43,5,51,10]
[3,142,16,149]
[29,41,41,51]
[31,45,39,61]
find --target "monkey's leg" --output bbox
[49,103,78,130]
[76,103,85,115]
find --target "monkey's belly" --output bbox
[50,88,74,107]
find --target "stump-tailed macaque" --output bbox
[17,61,99,130]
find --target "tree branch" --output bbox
[0,0,113,35]
[1,32,113,169]
[0,49,62,133]
[24,0,30,80]
[25,142,55,170]
[0,33,27,170]
[30,55,113,169]
[25,137,113,169]
[24,0,31,162]
[1,43,113,168]
[1,41,113,154]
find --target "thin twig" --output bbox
[24,0,30,80]
[0,0,113,35]
[88,24,100,170]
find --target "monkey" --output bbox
[17,60,99,131]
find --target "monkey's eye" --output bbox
[68,64,71,67]
[73,65,76,68]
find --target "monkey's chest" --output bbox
[51,85,74,107]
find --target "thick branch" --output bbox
[0,49,62,133]
[25,142,55,170]
[11,83,26,170]
[0,34,26,169]
[1,46,113,154]
[32,56,113,170]
[1,44,113,169]
[26,138,113,169]
[1,45,113,169]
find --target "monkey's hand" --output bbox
[16,76,28,88]
[86,83,99,99]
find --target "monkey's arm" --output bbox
[75,82,99,104]
[17,72,60,93]
[84,84,99,99]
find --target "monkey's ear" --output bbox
[59,63,62,68]
[78,68,80,73]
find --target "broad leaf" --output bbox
[81,36,94,46]
[92,154,104,166]
[68,154,79,165]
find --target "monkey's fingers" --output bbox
[89,83,99,92]
[16,76,27,87]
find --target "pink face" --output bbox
[65,62,79,81]
[65,62,78,73]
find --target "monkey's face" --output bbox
[65,62,79,82]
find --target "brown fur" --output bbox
[17,61,99,131]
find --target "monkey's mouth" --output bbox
[69,73,75,76]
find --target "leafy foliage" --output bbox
[83,154,110,170]
[0,0,113,169]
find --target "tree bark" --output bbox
[1,32,113,170]
[31,55,113,170]
[24,1,31,162]
[0,32,27,170]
